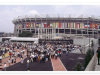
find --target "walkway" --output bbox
[1,48,27,69]
[51,57,67,71]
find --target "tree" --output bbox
[73,62,83,71]
[84,48,93,69]
[18,31,33,37]
[91,40,94,55]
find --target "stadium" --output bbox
[12,14,100,39]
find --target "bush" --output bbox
[18,31,33,37]
[73,62,83,71]
[84,48,93,69]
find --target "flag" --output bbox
[62,23,64,28]
[84,23,87,28]
[80,23,81,28]
[22,23,24,28]
[24,23,26,28]
[90,23,92,29]
[26,23,29,28]
[95,24,97,29]
[74,23,75,28]
[93,23,95,29]
[88,23,90,28]
[70,23,72,28]
[28,23,30,28]
[31,23,33,28]
[75,23,77,28]
[47,22,50,28]
[56,22,59,28]
[72,23,74,28]
[50,23,53,28]
[39,23,41,28]
[99,24,100,29]
[76,23,78,28]
[34,23,36,28]
[79,23,80,28]
[42,23,44,28]
[36,23,39,28]
[65,23,67,28]
[98,24,99,29]
[53,22,55,28]
[59,23,61,28]
[78,23,79,28]
[43,23,47,28]
[66,23,68,28]
[19,24,20,28]
[82,23,84,28]
[68,23,70,28]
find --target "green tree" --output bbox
[73,62,83,71]
[84,48,93,69]
[91,40,94,55]
[18,31,33,37]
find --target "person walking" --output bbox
[21,57,24,64]
[12,56,14,63]
[27,59,29,68]
[14,58,16,63]
[8,59,11,67]
[0,56,2,63]
[0,64,2,71]
[96,47,100,65]
[4,63,6,71]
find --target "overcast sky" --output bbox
[0,5,100,33]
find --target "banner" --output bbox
[93,23,95,29]
[95,24,97,29]
[84,23,87,28]
[74,23,75,28]
[59,23,61,28]
[41,23,44,28]
[26,23,29,28]
[47,22,50,28]
[39,23,41,28]
[53,22,55,28]
[28,23,30,28]
[30,23,33,28]
[24,23,26,28]
[50,23,53,28]
[90,23,92,29]
[19,24,20,28]
[72,23,74,28]
[56,22,59,28]
[43,23,47,28]
[22,23,24,28]
[68,23,70,28]
[36,23,39,28]
[34,23,36,28]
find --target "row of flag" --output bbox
[16,22,100,29]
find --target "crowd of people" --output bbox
[0,40,83,71]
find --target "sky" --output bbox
[0,5,100,33]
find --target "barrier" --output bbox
[85,54,97,71]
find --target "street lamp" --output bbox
[87,21,90,49]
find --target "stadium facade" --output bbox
[12,14,100,39]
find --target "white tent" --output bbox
[9,37,39,43]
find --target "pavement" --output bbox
[70,49,82,54]
[94,58,100,71]
[59,53,85,71]
[0,48,86,71]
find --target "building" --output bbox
[12,14,100,39]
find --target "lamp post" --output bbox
[88,21,90,49]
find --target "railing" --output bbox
[13,14,100,21]
[85,54,97,71]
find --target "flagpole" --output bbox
[38,28,39,39]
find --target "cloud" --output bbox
[28,10,39,15]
